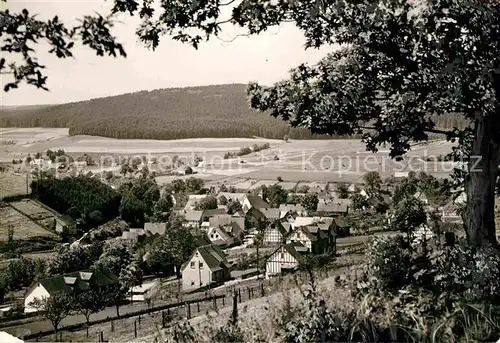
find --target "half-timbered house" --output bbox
[265,244,307,278]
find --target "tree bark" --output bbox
[465,115,500,249]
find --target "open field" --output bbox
[0,205,57,241]
[0,171,28,199]
[0,128,458,186]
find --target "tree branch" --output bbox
[220,0,237,6]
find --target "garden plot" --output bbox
[0,205,57,241]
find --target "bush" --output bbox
[358,235,412,293]
[237,146,252,156]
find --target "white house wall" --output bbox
[265,247,298,277]
[24,284,51,313]
[286,230,312,251]
[182,252,213,292]
[207,227,232,246]
[242,198,252,213]
[263,228,283,245]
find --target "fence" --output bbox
[25,261,360,342]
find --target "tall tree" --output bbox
[266,184,288,207]
[119,261,143,302]
[30,292,74,334]
[300,193,319,213]
[48,245,92,275]
[336,183,349,199]
[363,172,382,196]
[73,287,106,334]
[195,195,217,210]
[391,197,428,243]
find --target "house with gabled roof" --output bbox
[242,195,270,213]
[439,200,463,223]
[201,208,227,220]
[279,204,308,219]
[316,198,351,216]
[178,210,203,229]
[208,215,245,233]
[263,221,289,245]
[206,226,233,246]
[414,191,429,204]
[181,245,230,291]
[24,266,118,313]
[207,221,244,246]
[286,225,329,254]
[265,243,307,278]
[121,228,146,242]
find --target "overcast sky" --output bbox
[0,0,331,107]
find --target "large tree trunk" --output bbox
[465,116,500,249]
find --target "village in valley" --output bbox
[0,134,483,341]
[2,0,500,342]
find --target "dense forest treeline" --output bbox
[0,84,468,140]
[30,177,120,227]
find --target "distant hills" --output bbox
[0,84,318,140]
[0,84,468,140]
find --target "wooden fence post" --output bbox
[134,320,137,338]
[222,295,225,306]
[197,301,200,312]
[138,314,141,325]
[162,311,166,328]
[248,287,251,299]
[111,320,115,332]
[187,302,191,319]
[261,283,265,296]
[100,331,104,342]
[238,288,242,303]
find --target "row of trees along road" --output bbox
[3,0,500,249]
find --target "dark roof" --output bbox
[209,215,245,232]
[282,244,304,261]
[194,235,212,247]
[225,221,244,237]
[245,195,270,209]
[38,266,118,295]
[181,244,229,271]
[334,217,350,228]
[202,208,227,218]
[197,245,229,271]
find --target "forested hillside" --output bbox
[0,84,468,140]
[0,84,316,140]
